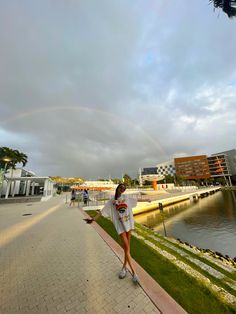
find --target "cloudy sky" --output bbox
[0,0,235,179]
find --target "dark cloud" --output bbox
[0,0,235,178]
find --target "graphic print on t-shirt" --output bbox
[116,202,128,213]
[114,198,130,224]
[99,196,135,234]
[113,198,128,213]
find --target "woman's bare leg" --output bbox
[127,230,132,249]
[120,232,136,275]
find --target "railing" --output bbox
[66,186,222,208]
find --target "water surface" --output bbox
[134,191,236,258]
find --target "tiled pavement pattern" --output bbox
[0,196,160,313]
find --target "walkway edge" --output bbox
[80,208,187,314]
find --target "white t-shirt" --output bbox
[100,194,137,235]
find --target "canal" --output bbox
[134,190,236,258]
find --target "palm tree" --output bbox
[209,0,236,18]
[12,149,28,168]
[0,147,28,170]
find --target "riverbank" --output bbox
[133,186,221,215]
[87,210,236,313]
[222,186,236,191]
[135,189,236,259]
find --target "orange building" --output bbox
[174,155,211,180]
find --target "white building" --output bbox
[0,168,55,201]
[81,180,117,189]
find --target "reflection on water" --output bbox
[134,191,236,258]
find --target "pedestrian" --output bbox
[83,189,89,205]
[69,189,76,207]
[85,183,140,283]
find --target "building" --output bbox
[0,168,55,201]
[156,161,176,177]
[174,155,211,180]
[139,148,236,185]
[208,152,232,185]
[212,149,236,176]
[139,167,165,186]
[141,167,158,175]
[208,154,231,177]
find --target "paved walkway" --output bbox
[0,196,185,313]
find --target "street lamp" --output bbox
[2,157,11,173]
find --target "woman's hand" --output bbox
[84,211,101,224]
[83,218,94,224]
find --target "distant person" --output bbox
[83,189,89,205]
[69,189,76,207]
[85,183,149,284]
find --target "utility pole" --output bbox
[139,168,143,187]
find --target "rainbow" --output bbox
[0,105,165,155]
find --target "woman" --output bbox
[83,189,89,205]
[70,189,76,207]
[85,183,141,283]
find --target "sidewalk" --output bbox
[0,196,186,313]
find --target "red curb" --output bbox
[80,208,187,314]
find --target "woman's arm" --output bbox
[93,210,102,221]
[85,199,112,223]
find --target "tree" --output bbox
[0,147,28,170]
[205,177,214,185]
[164,175,175,183]
[131,178,139,186]
[175,174,185,186]
[112,178,122,184]
[209,0,236,18]
[50,176,84,186]
[215,176,226,185]
[123,174,132,187]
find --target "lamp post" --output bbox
[159,202,167,237]
[0,157,11,198]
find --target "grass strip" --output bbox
[134,225,236,296]
[136,224,236,281]
[88,210,236,314]
[134,228,236,297]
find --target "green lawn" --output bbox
[88,211,236,314]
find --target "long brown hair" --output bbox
[114,183,126,200]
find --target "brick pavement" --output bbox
[0,196,161,313]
